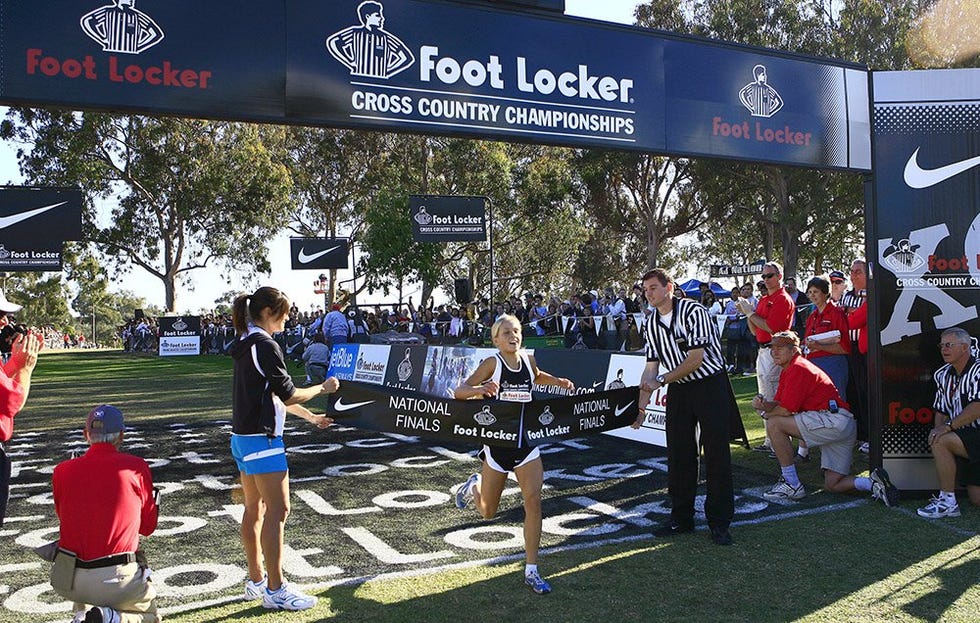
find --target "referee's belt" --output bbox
[74,552,138,569]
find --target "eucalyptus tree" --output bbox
[357,135,585,305]
[284,127,388,304]
[631,0,925,279]
[1,110,294,311]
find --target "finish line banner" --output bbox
[0,0,869,170]
[326,380,639,448]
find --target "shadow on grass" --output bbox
[164,510,979,623]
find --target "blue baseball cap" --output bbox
[86,405,126,435]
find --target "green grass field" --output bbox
[2,350,977,623]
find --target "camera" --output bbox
[0,323,29,353]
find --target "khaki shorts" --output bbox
[793,409,856,475]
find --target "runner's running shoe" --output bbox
[452,473,480,509]
[525,570,552,594]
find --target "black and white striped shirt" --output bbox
[644,298,726,383]
[933,357,980,429]
[839,288,866,345]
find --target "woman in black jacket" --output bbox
[229,286,339,611]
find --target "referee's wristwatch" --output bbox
[655,374,667,385]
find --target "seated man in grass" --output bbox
[918,327,980,519]
[751,331,898,507]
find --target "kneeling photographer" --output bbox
[0,290,41,526]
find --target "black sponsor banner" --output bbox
[383,345,430,390]
[521,386,639,446]
[327,380,639,447]
[0,1,869,171]
[327,380,523,447]
[0,186,83,271]
[158,315,201,356]
[409,195,487,242]
[289,237,350,270]
[871,69,980,489]
[159,315,201,336]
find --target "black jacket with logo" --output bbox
[229,328,296,436]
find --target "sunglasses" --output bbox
[761,273,776,280]
[0,311,13,320]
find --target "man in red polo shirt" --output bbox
[51,405,159,623]
[737,262,795,452]
[751,332,898,507]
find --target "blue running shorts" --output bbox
[231,434,288,475]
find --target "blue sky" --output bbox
[0,2,641,313]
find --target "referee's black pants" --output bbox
[665,373,735,528]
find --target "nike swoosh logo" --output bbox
[298,245,341,264]
[334,397,374,412]
[0,201,67,229]
[614,401,636,418]
[904,148,980,189]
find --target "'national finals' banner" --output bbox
[326,381,639,448]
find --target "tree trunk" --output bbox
[645,218,660,270]
[164,275,177,313]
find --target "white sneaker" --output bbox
[917,496,960,519]
[763,477,806,501]
[263,583,317,611]
[244,576,267,600]
[869,467,900,508]
[452,473,480,509]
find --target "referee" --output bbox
[632,269,735,545]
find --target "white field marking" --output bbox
[0,563,43,575]
[567,497,657,527]
[371,490,450,509]
[444,526,524,550]
[389,455,451,469]
[27,498,887,621]
[0,516,48,538]
[890,505,979,538]
[341,527,455,564]
[294,490,380,516]
[282,545,344,577]
[287,443,343,454]
[542,511,625,537]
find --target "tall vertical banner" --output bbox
[158,316,201,356]
[871,69,980,489]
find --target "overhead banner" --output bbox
[0,186,83,271]
[326,380,639,448]
[871,68,980,489]
[0,0,870,171]
[158,316,201,356]
[409,195,487,242]
[289,237,350,270]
